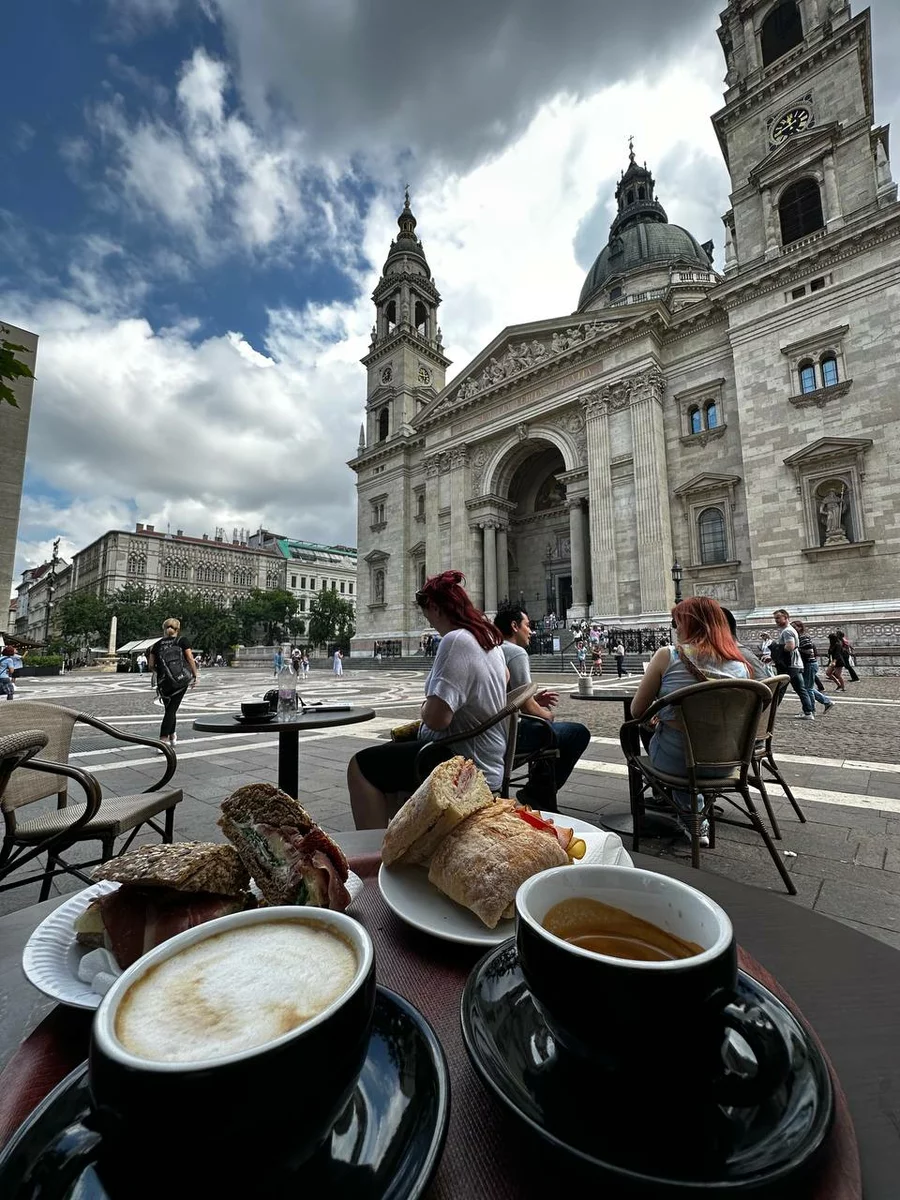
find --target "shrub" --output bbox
[25,655,63,668]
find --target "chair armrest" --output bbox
[17,758,103,858]
[74,712,177,793]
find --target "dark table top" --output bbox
[568,689,637,701]
[192,707,376,733]
[2,834,899,1194]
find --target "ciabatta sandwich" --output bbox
[428,799,569,928]
[381,756,493,867]
[76,842,253,969]
[219,783,351,910]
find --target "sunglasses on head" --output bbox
[415,590,428,607]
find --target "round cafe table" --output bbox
[192,707,375,799]
[1,835,898,1197]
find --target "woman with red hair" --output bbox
[348,570,508,828]
[630,596,750,846]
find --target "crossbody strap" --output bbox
[674,645,711,685]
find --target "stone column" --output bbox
[763,188,780,259]
[424,456,441,579]
[581,392,619,617]
[449,445,470,576]
[496,525,509,607]
[630,369,674,616]
[482,522,498,614]
[568,500,588,619]
[822,154,844,230]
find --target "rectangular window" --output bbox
[810,277,826,292]
[349,582,354,595]
[310,577,316,590]
[791,286,806,300]
[299,598,306,612]
[291,574,297,589]
[300,576,306,589]
[340,581,345,593]
[331,580,336,591]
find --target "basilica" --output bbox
[350,0,900,654]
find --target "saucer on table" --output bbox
[0,987,449,1200]
[461,940,834,1193]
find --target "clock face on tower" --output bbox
[418,366,432,385]
[771,106,813,145]
[381,366,392,384]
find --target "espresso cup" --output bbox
[86,907,376,1194]
[240,699,271,718]
[516,865,790,1106]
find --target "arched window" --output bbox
[698,508,727,565]
[638,186,646,200]
[378,406,389,442]
[626,190,634,205]
[779,178,824,245]
[821,355,839,388]
[705,401,719,430]
[608,286,623,303]
[417,493,425,518]
[761,0,803,67]
[798,360,817,394]
[414,300,427,336]
[690,407,703,435]
[385,300,396,331]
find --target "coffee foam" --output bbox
[115,921,357,1063]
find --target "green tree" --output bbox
[232,589,298,644]
[0,331,35,408]
[308,588,355,652]
[57,592,109,647]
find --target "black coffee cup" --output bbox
[516,865,790,1106]
[63,908,375,1196]
[240,699,272,719]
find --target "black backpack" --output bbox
[155,637,191,690]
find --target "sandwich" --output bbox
[427,799,569,928]
[219,783,351,910]
[75,842,253,969]
[381,756,494,868]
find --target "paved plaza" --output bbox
[4,665,900,954]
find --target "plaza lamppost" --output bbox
[44,538,60,645]
[671,559,684,606]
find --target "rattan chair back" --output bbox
[0,703,79,810]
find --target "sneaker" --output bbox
[172,732,178,746]
[800,712,815,721]
[676,816,710,847]
[822,703,835,715]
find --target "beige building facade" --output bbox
[351,1,900,653]
[0,322,37,617]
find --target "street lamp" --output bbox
[671,559,684,606]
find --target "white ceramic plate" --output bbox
[22,872,365,1011]
[378,814,632,947]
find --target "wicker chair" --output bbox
[749,674,807,838]
[619,678,796,895]
[0,702,181,900]
[414,682,538,795]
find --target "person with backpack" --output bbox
[0,643,24,700]
[147,618,197,746]
[792,621,835,715]
[837,630,860,682]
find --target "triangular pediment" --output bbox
[407,540,426,558]
[413,309,652,427]
[750,123,839,187]
[783,437,873,467]
[674,472,741,496]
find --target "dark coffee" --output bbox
[542,897,703,963]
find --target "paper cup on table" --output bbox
[578,677,594,696]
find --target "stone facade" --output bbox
[0,321,37,617]
[351,1,900,653]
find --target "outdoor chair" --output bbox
[508,715,561,811]
[619,678,797,895]
[414,682,539,796]
[0,701,181,901]
[749,674,807,838]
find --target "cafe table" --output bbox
[2,832,898,1198]
[569,686,678,837]
[192,706,375,799]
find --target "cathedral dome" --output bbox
[577,148,712,311]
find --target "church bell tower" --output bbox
[359,191,451,450]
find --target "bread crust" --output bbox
[428,801,568,928]
[219,783,314,832]
[92,843,249,895]
[381,756,493,867]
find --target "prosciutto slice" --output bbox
[99,887,248,969]
[256,823,351,911]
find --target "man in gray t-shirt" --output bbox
[494,607,591,809]
[772,608,815,718]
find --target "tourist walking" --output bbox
[333,648,344,676]
[0,644,24,700]
[771,609,815,719]
[273,648,283,676]
[793,621,835,715]
[147,618,198,746]
[301,652,310,679]
[613,639,627,677]
[826,632,847,691]
[838,630,860,682]
[136,652,148,674]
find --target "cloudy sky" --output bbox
[3,0,898,581]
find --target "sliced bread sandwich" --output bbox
[381,756,493,867]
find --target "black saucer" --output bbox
[461,940,833,1194]
[235,710,276,724]
[0,987,450,1200]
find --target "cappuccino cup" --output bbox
[516,865,790,1106]
[87,907,375,1194]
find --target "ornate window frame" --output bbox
[783,437,874,557]
[369,493,388,532]
[674,379,727,446]
[413,484,426,523]
[673,473,742,574]
[364,549,389,609]
[781,324,852,408]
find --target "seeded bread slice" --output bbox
[92,842,249,895]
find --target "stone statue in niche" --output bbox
[535,474,566,511]
[818,484,849,545]
[374,570,385,604]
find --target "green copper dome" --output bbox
[578,150,712,311]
